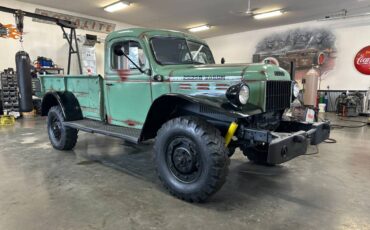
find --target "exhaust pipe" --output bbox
[15,51,33,112]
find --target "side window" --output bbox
[111,40,148,70]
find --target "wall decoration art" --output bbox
[253,28,337,80]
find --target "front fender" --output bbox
[140,93,262,141]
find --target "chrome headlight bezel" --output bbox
[292,81,300,98]
[226,83,250,107]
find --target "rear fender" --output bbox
[41,91,83,121]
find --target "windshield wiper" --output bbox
[192,45,204,60]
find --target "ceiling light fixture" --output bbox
[253,10,284,20]
[104,1,130,13]
[188,25,211,33]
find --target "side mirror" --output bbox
[221,57,225,64]
[114,45,125,56]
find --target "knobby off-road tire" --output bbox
[47,106,78,150]
[154,117,230,202]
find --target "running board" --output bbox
[63,119,141,144]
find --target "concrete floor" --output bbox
[0,114,369,230]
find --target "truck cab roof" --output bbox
[106,28,207,45]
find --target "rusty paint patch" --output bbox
[107,116,112,124]
[117,69,131,81]
[123,120,142,127]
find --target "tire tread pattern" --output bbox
[48,106,78,150]
[154,116,230,202]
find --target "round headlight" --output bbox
[293,82,300,98]
[226,83,250,106]
[239,85,250,105]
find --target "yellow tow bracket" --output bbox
[225,122,239,147]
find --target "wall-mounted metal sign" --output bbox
[33,8,116,34]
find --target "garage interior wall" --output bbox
[0,0,135,74]
[206,18,370,91]
[1,0,370,92]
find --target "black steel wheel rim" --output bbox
[166,137,202,183]
[50,114,62,141]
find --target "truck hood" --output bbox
[159,63,290,82]
[157,63,291,115]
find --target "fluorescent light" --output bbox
[188,25,210,33]
[104,1,130,13]
[253,10,284,20]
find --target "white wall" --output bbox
[0,0,136,74]
[206,18,370,91]
[2,1,370,91]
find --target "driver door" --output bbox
[104,38,152,128]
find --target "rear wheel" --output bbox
[242,144,275,166]
[47,106,78,150]
[154,117,229,202]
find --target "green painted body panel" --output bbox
[40,28,292,129]
[39,75,103,120]
[103,35,153,128]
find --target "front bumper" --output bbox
[238,121,331,164]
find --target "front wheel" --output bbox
[154,117,229,202]
[47,106,78,150]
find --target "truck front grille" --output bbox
[265,81,292,112]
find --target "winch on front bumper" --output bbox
[236,121,331,164]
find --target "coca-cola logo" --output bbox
[354,46,370,75]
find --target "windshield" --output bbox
[150,37,215,65]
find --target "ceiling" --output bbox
[16,0,370,38]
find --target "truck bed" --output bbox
[39,75,104,121]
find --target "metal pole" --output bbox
[73,28,83,74]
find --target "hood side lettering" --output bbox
[170,76,242,82]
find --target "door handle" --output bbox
[106,83,114,86]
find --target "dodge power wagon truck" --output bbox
[39,28,330,202]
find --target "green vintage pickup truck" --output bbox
[39,28,330,202]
